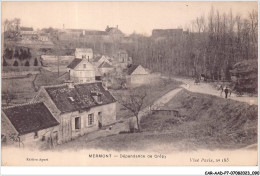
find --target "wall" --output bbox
[19,126,59,149]
[59,102,117,142]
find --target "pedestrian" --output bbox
[219,85,224,97]
[224,87,229,99]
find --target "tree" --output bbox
[3,59,8,66]
[13,60,18,66]
[14,49,20,59]
[25,60,30,66]
[34,58,38,66]
[2,90,16,106]
[27,48,32,59]
[116,87,147,132]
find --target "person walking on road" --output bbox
[219,85,224,97]
[224,87,229,99]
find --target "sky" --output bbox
[2,1,258,35]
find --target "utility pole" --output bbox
[57,34,60,77]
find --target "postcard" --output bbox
[1,1,258,167]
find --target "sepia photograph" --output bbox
[1,1,258,168]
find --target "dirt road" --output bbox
[172,77,258,105]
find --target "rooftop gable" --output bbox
[127,64,139,75]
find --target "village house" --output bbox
[1,102,60,149]
[126,64,150,86]
[67,56,96,83]
[32,82,117,143]
[75,48,94,60]
[20,27,37,40]
[98,61,115,76]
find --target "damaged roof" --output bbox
[2,102,59,135]
[44,82,116,113]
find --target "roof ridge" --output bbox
[2,101,43,110]
[42,83,67,89]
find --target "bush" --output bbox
[13,60,18,66]
[3,59,8,66]
[25,60,30,66]
[34,58,38,66]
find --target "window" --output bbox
[75,117,81,129]
[88,114,94,126]
[34,131,38,139]
[83,64,86,68]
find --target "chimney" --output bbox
[116,25,118,29]
[64,80,74,89]
[88,56,89,62]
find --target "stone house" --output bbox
[75,48,93,61]
[32,82,117,143]
[67,57,96,83]
[1,102,60,149]
[126,64,150,86]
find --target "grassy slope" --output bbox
[80,90,257,152]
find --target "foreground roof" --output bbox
[2,102,59,135]
[44,82,116,113]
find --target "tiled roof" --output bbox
[2,102,59,135]
[44,82,116,113]
[98,61,113,68]
[67,58,82,69]
[127,64,139,75]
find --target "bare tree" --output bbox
[116,87,147,132]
